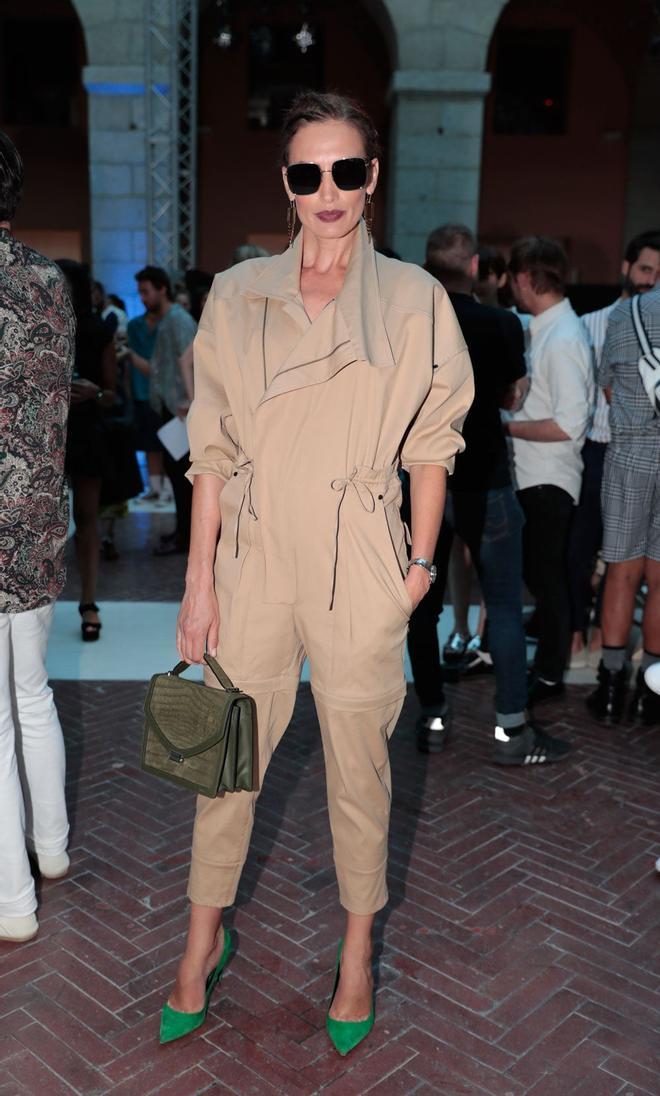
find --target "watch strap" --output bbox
[409,557,434,572]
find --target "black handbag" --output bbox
[141,655,255,796]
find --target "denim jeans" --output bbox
[0,604,69,916]
[406,484,528,726]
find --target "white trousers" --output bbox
[0,605,69,917]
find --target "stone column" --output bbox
[386,69,491,263]
[82,64,148,314]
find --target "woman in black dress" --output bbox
[57,260,116,640]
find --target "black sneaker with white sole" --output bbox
[493,721,571,766]
[417,703,451,754]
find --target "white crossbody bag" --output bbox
[631,293,660,413]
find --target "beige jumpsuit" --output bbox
[186,222,473,914]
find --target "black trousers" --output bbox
[567,439,607,633]
[518,484,574,683]
[159,413,192,546]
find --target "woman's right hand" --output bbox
[176,581,219,664]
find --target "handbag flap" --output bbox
[145,674,238,757]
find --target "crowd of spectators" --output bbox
[420,224,660,753]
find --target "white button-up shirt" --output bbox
[512,298,594,503]
[581,300,618,444]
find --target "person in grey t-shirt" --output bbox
[134,266,197,555]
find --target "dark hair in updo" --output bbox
[279,91,381,166]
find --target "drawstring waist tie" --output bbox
[227,459,399,609]
[329,467,399,610]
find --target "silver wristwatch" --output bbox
[408,557,437,583]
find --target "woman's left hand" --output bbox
[404,565,431,613]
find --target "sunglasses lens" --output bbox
[332,158,368,191]
[287,163,321,195]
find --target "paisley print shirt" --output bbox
[0,228,75,612]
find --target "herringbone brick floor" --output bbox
[2,673,659,1094]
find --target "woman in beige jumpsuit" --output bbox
[164,92,473,1051]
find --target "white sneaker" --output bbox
[0,913,38,943]
[645,662,660,695]
[36,851,70,879]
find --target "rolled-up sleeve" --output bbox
[185,283,238,483]
[548,340,594,442]
[400,284,474,473]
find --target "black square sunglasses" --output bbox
[285,157,370,196]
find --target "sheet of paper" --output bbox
[156,416,189,461]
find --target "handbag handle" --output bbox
[170,656,238,692]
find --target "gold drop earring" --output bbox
[364,193,374,241]
[287,199,297,248]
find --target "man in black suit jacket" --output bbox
[406,225,571,766]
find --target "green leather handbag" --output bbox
[141,655,255,797]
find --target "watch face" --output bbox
[429,566,438,583]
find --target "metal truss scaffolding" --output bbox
[145,0,198,272]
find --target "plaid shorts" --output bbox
[601,446,660,562]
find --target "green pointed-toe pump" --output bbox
[326,939,375,1056]
[159,929,232,1045]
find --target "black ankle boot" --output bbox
[586,661,627,724]
[628,668,660,726]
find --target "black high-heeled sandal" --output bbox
[79,602,102,642]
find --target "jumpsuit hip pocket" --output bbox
[380,499,413,618]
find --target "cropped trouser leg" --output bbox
[188,685,403,914]
[314,694,403,914]
[188,685,298,908]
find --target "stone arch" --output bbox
[360,0,399,68]
[478,0,654,281]
[383,0,507,71]
[70,0,145,67]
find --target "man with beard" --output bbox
[569,232,660,669]
[587,246,660,725]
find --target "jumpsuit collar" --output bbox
[243,219,396,375]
